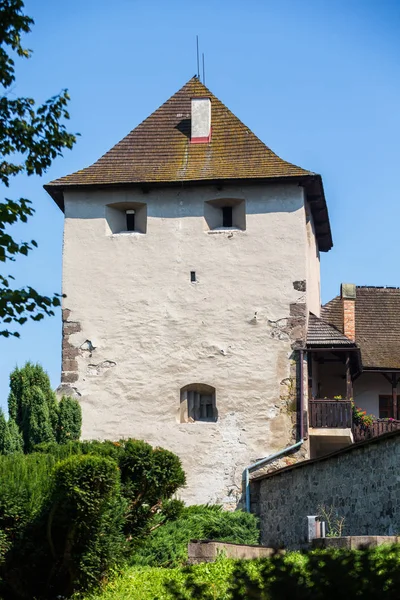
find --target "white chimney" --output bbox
[191,97,211,143]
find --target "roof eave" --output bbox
[302,174,333,252]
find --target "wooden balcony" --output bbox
[353,419,400,443]
[309,399,353,429]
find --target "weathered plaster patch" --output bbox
[56,384,82,399]
[87,360,117,376]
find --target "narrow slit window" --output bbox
[126,210,135,231]
[190,271,196,282]
[222,206,233,227]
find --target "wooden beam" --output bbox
[392,373,398,420]
[381,373,392,385]
[346,352,353,400]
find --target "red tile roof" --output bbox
[45,77,332,250]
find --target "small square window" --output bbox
[204,199,246,231]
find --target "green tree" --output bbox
[6,362,81,453]
[8,362,58,451]
[0,0,76,337]
[0,409,22,454]
[57,395,82,444]
[4,417,23,453]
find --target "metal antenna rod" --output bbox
[196,36,200,78]
[202,52,205,84]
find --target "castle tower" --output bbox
[45,77,332,505]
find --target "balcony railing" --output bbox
[309,399,353,429]
[309,400,400,441]
[353,419,400,443]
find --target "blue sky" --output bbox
[0,0,399,407]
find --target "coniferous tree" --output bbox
[57,396,82,444]
[0,410,23,455]
[4,418,23,454]
[0,410,7,454]
[8,363,64,452]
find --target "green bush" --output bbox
[0,452,56,541]
[35,438,187,540]
[0,439,186,598]
[132,505,260,567]
[80,559,236,600]
[166,545,400,600]
[48,454,127,594]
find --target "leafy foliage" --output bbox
[352,401,375,427]
[82,559,236,600]
[82,545,400,600]
[132,505,260,568]
[0,452,56,543]
[0,0,77,337]
[0,438,186,598]
[34,438,186,540]
[2,362,82,453]
[57,395,82,444]
[166,546,400,600]
[0,409,23,454]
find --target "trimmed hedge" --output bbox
[0,439,186,598]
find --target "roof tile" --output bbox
[322,287,400,370]
[47,77,312,187]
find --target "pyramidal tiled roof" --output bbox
[45,77,332,250]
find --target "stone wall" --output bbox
[187,541,275,564]
[252,430,400,549]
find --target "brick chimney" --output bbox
[341,283,356,341]
[191,97,211,143]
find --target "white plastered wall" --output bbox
[353,372,396,418]
[62,183,312,505]
[305,201,321,317]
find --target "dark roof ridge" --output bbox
[356,286,400,291]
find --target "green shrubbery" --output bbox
[132,505,260,567]
[0,439,186,599]
[82,545,400,600]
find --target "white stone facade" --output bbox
[60,182,320,505]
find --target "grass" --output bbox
[79,559,237,600]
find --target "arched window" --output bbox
[180,384,217,423]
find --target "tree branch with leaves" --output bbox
[0,0,77,337]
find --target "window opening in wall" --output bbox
[190,271,196,282]
[126,210,135,231]
[180,384,217,422]
[222,206,233,227]
[379,395,398,419]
